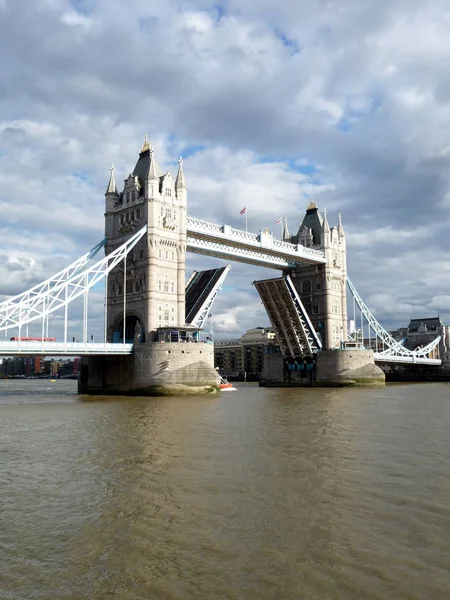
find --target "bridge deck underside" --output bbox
[253,277,321,358]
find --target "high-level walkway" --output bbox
[186,217,326,269]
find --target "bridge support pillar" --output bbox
[315,349,385,386]
[260,348,385,387]
[78,342,220,396]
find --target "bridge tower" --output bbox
[79,136,219,396]
[104,136,187,342]
[286,201,348,349]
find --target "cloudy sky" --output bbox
[1,0,450,340]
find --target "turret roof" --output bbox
[175,156,186,189]
[105,164,118,195]
[298,202,323,245]
[132,147,160,185]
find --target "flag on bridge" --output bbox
[240,207,247,215]
[276,217,282,224]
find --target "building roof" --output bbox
[297,204,323,245]
[132,148,161,186]
[407,317,443,333]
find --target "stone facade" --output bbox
[104,136,187,342]
[260,347,385,387]
[285,201,347,350]
[78,137,220,396]
[79,343,219,396]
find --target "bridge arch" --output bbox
[111,311,145,343]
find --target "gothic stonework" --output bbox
[104,144,187,343]
[286,204,348,350]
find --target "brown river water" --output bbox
[1,380,449,599]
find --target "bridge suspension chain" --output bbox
[0,225,147,337]
[347,277,441,359]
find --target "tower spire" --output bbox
[141,134,151,153]
[175,156,186,190]
[337,213,345,237]
[282,217,290,242]
[322,208,330,233]
[147,144,159,181]
[105,164,118,195]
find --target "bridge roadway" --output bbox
[186,217,326,268]
[0,341,133,356]
[373,353,441,366]
[0,340,442,365]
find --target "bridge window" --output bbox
[158,280,162,292]
[164,280,169,292]
[171,282,175,293]
[136,208,141,220]
[303,280,312,294]
[126,192,130,204]
[313,305,319,314]
[164,308,170,323]
[165,250,168,260]
[316,281,321,290]
[120,214,124,224]
[166,207,172,219]
[165,188,172,197]
[158,249,162,258]
[131,211,135,221]
[131,191,136,202]
[171,251,175,260]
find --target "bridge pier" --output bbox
[78,341,220,396]
[261,348,385,387]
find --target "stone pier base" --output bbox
[315,349,385,386]
[260,348,385,387]
[78,342,221,396]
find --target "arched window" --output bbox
[303,280,312,294]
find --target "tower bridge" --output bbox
[0,136,444,392]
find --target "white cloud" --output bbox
[1,0,450,339]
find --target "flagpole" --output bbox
[280,218,283,240]
[246,208,248,233]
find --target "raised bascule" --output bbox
[0,136,445,392]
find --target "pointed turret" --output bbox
[105,164,118,196]
[175,156,186,190]
[297,199,322,245]
[321,208,331,248]
[147,145,159,181]
[337,213,345,238]
[282,217,290,242]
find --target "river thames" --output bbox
[1,380,449,599]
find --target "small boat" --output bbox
[220,377,237,392]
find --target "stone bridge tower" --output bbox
[104,136,187,342]
[79,136,219,396]
[285,201,348,349]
